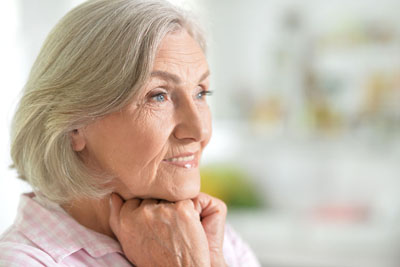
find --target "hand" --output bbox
[192,193,228,267]
[109,193,210,267]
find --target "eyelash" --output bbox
[149,89,213,103]
[196,90,213,99]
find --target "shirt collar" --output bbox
[14,193,123,263]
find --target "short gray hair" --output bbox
[11,0,206,204]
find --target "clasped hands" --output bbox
[109,192,228,267]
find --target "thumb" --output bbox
[109,193,124,235]
[194,192,227,219]
[193,193,227,247]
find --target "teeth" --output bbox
[167,155,195,162]
[184,164,192,168]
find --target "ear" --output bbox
[70,128,86,152]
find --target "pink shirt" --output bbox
[0,193,260,266]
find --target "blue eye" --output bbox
[196,90,213,100]
[151,93,166,102]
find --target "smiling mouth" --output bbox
[164,155,195,162]
[163,153,198,168]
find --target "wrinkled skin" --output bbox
[68,30,227,266]
[109,193,227,267]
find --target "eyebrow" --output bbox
[150,70,210,84]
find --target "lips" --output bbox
[163,153,198,168]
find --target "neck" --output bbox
[61,196,115,239]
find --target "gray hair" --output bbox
[10,0,206,204]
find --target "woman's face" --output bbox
[73,30,212,201]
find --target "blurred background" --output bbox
[1,0,400,266]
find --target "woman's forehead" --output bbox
[153,31,209,77]
[149,69,210,85]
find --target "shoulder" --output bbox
[223,224,261,267]
[0,241,57,267]
[0,227,57,266]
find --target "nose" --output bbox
[173,97,209,142]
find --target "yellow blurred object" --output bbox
[200,164,263,209]
[251,95,285,125]
[363,72,394,116]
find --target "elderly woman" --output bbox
[0,0,260,266]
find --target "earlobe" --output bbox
[70,129,86,152]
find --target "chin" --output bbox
[161,182,200,202]
[114,171,201,202]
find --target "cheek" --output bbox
[118,114,174,172]
[109,117,174,197]
[201,106,213,148]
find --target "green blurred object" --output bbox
[200,164,263,209]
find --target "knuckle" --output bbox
[176,199,192,209]
[178,205,196,219]
[140,204,155,219]
[119,216,132,231]
[220,201,228,214]
[214,198,228,214]
[158,203,173,215]
[180,209,195,220]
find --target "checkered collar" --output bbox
[14,193,123,263]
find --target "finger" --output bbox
[109,193,124,234]
[159,199,175,204]
[159,199,175,206]
[194,193,227,254]
[122,198,142,212]
[191,196,203,215]
[193,192,227,217]
[141,198,158,206]
[193,193,227,230]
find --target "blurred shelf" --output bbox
[314,43,400,74]
[228,209,400,267]
[205,120,400,163]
